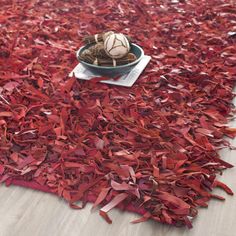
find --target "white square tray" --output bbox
[69,55,151,87]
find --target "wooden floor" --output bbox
[1,117,236,236]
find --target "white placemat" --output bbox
[69,55,151,87]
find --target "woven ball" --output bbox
[104,33,130,59]
[102,31,114,41]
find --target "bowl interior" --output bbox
[77,43,144,69]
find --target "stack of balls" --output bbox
[80,31,137,67]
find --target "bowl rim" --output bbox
[76,43,144,69]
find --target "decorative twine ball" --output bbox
[89,42,108,58]
[102,31,114,41]
[104,33,130,59]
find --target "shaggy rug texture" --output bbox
[0,0,236,228]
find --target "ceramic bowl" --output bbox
[76,43,144,77]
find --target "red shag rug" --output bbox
[1,0,236,228]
